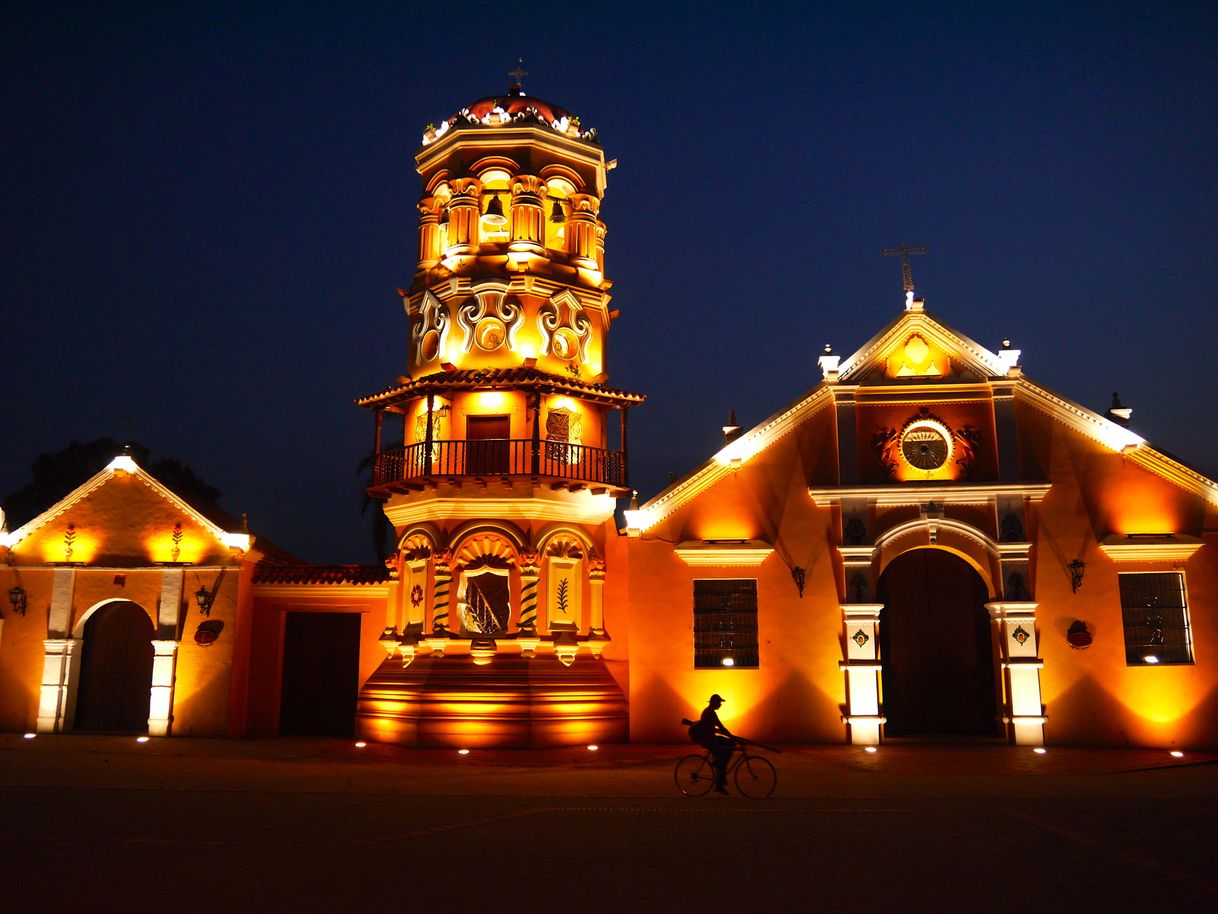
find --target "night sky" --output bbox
[4,3,1216,562]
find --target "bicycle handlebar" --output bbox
[678,718,781,753]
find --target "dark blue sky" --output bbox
[4,2,1216,561]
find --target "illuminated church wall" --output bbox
[627,407,847,744]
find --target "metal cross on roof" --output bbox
[881,243,928,293]
[508,60,528,86]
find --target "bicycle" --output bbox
[675,718,780,797]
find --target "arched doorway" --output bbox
[75,601,155,732]
[878,549,1000,737]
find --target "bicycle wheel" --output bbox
[734,755,776,797]
[674,754,715,797]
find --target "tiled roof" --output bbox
[356,367,645,408]
[253,563,390,586]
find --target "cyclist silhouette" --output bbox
[689,693,735,794]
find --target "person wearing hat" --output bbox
[692,693,735,794]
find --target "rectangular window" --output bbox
[1118,572,1193,665]
[694,579,758,669]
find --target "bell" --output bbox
[482,193,507,227]
[549,199,566,224]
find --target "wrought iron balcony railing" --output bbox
[373,439,627,488]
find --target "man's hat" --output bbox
[709,693,725,703]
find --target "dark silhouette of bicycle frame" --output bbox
[676,718,780,797]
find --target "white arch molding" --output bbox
[840,515,1044,747]
[38,596,179,737]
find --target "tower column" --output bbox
[417,196,443,267]
[445,178,482,257]
[508,175,545,254]
[838,536,883,745]
[431,550,452,633]
[567,194,600,268]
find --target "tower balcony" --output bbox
[372,438,627,490]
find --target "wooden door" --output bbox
[278,612,361,738]
[878,549,999,737]
[75,602,155,732]
[466,415,510,475]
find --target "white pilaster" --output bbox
[147,640,179,736]
[840,603,885,745]
[158,568,184,639]
[48,568,76,637]
[987,601,1045,745]
[37,638,82,733]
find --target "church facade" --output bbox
[2,85,1216,751]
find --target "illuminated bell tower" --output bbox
[355,79,643,748]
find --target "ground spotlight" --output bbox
[23,733,36,740]
[1170,750,1184,758]
[864,746,877,753]
[458,748,470,755]
[587,744,599,751]
[354,741,367,748]
[721,657,735,667]
[136,736,150,743]
[1033,747,1047,754]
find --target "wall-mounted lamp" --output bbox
[791,566,806,599]
[1068,559,1085,594]
[482,193,507,226]
[8,585,26,616]
[194,584,214,617]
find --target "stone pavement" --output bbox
[3,734,1217,912]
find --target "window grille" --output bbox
[694,579,758,668]
[1118,572,1193,665]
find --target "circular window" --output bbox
[551,327,578,360]
[475,318,507,351]
[900,419,952,470]
[420,329,440,361]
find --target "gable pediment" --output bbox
[836,308,1011,385]
[1,456,249,566]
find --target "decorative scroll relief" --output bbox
[411,291,449,365]
[457,286,522,353]
[538,290,591,362]
[546,408,583,465]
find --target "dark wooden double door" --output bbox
[878,549,1000,737]
[75,601,154,733]
[279,612,361,738]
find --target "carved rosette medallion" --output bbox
[538,290,591,363]
[457,285,522,353]
[411,290,449,366]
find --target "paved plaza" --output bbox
[2,734,1217,912]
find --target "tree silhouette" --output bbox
[356,449,396,564]
[2,438,222,529]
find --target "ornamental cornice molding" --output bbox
[809,481,1052,507]
[1098,535,1204,563]
[407,276,611,318]
[253,584,391,599]
[384,493,617,529]
[674,540,774,567]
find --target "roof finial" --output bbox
[881,243,928,296]
[508,59,528,94]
